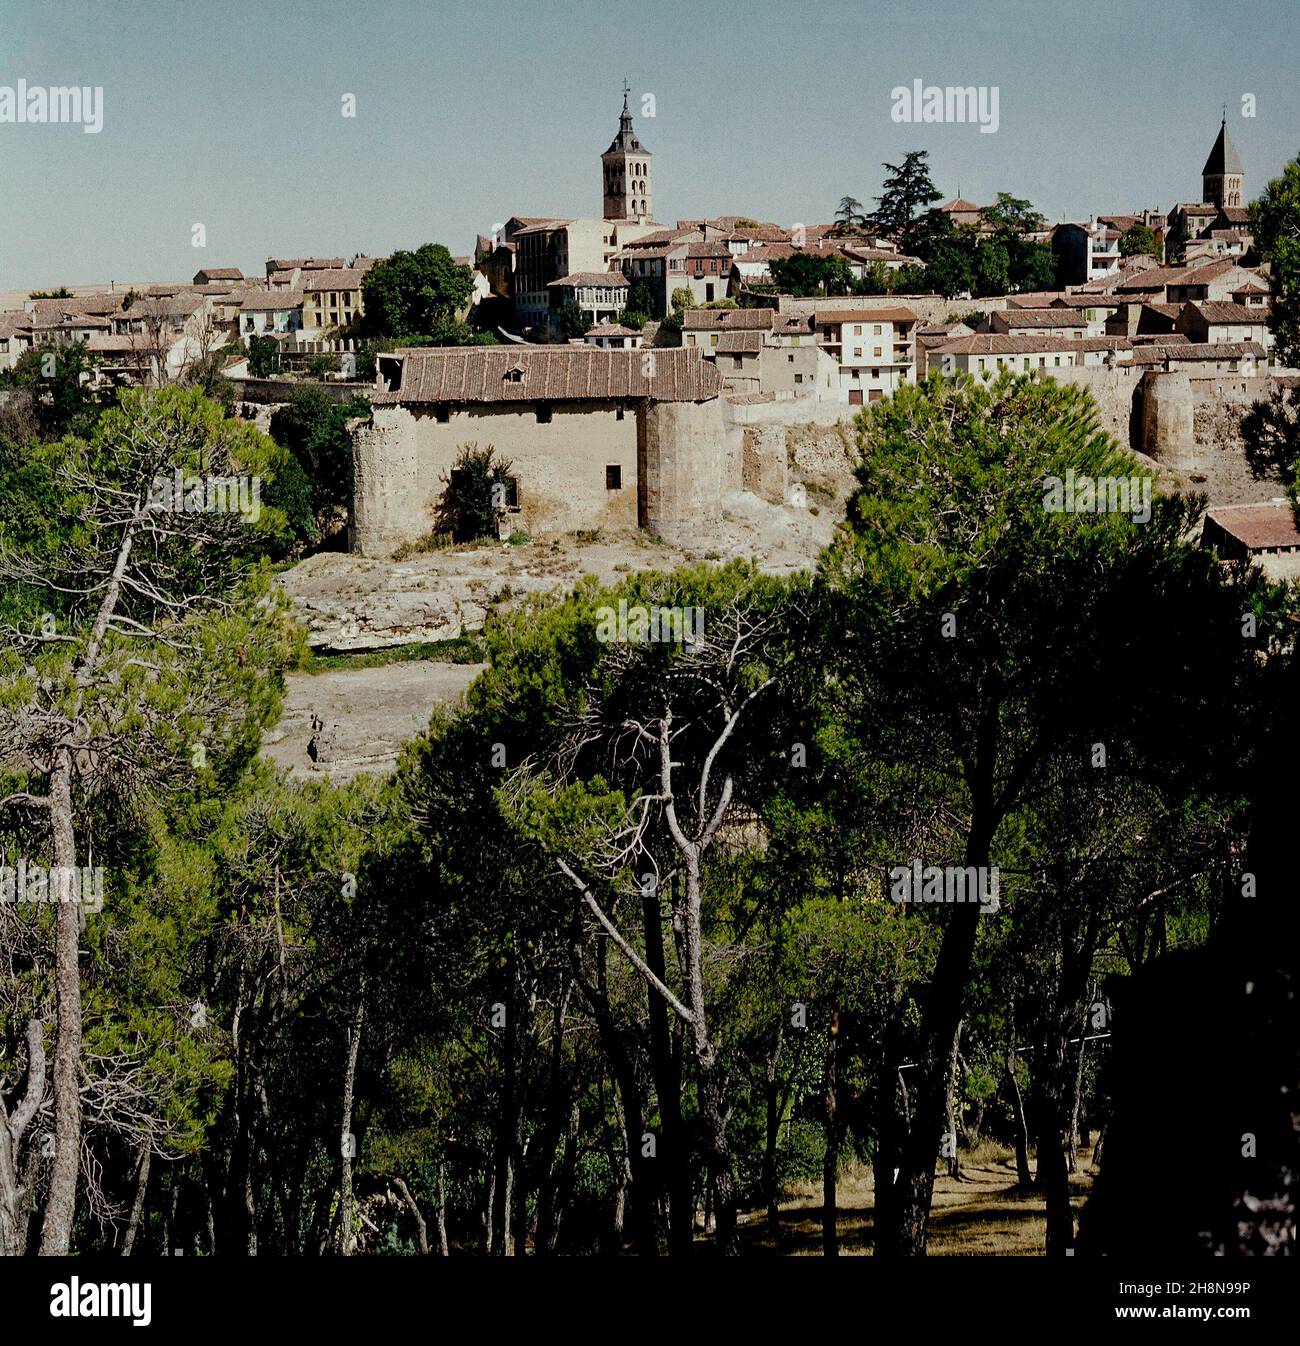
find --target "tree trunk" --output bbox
[538,1093,580,1255]
[679,853,737,1255]
[1068,1016,1088,1173]
[393,1177,428,1254]
[822,1011,840,1257]
[642,882,692,1255]
[38,752,83,1256]
[1005,1001,1033,1188]
[339,979,365,1256]
[434,1159,449,1255]
[763,1020,784,1234]
[945,1019,963,1180]
[879,888,983,1255]
[121,1146,151,1255]
[0,1019,45,1258]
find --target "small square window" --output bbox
[536,404,552,423]
[605,464,622,490]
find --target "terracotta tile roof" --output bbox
[585,322,640,337]
[240,289,304,311]
[731,243,795,266]
[815,307,918,325]
[1053,294,1125,308]
[622,228,700,248]
[932,333,1079,356]
[1191,302,1267,324]
[1205,501,1299,552]
[841,245,922,264]
[712,331,764,354]
[682,308,775,331]
[132,293,208,318]
[1129,340,1265,364]
[1116,267,1181,291]
[29,296,122,322]
[195,267,243,281]
[547,272,630,288]
[770,313,816,335]
[996,308,1088,327]
[728,225,791,242]
[268,257,345,271]
[86,333,154,354]
[511,219,573,236]
[1172,203,1217,214]
[1233,281,1269,294]
[939,197,983,212]
[372,346,722,405]
[29,313,111,330]
[302,269,366,291]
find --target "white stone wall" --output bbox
[351,401,641,555]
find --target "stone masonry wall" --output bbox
[352,401,639,555]
[638,399,729,545]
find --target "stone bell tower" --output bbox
[602,82,652,223]
[1202,115,1244,210]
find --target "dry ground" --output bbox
[735,1140,1095,1256]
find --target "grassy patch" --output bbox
[299,634,487,673]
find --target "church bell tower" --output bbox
[1202,115,1244,209]
[602,82,652,223]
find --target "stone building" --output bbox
[351,346,726,554]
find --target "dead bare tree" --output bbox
[504,576,797,1255]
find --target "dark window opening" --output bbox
[434,404,450,423]
[605,464,622,491]
[536,403,552,424]
[616,403,625,420]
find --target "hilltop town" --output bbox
[5,0,1300,1289]
[3,95,1297,769]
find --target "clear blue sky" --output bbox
[2,0,1297,289]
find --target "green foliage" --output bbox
[922,235,974,297]
[653,314,683,347]
[361,243,474,339]
[0,341,102,440]
[1250,151,1300,366]
[769,252,845,296]
[555,301,590,340]
[1120,223,1159,258]
[973,237,1011,297]
[434,442,514,542]
[623,282,655,327]
[246,334,280,378]
[268,388,369,544]
[870,150,943,252]
[1241,153,1300,509]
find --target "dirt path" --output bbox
[734,1142,1096,1256]
[261,659,484,781]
